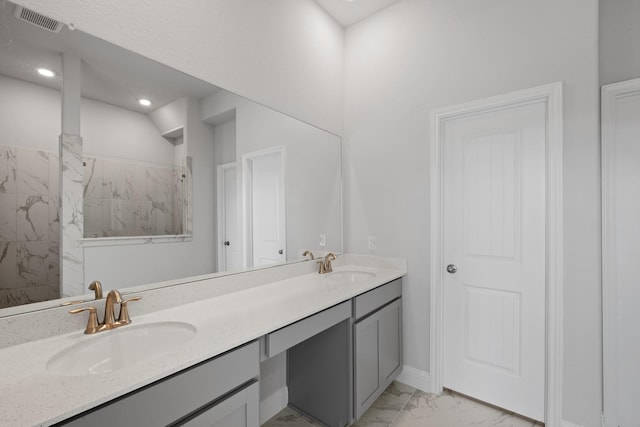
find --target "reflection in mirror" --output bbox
[0,0,342,315]
[0,1,62,309]
[81,117,188,239]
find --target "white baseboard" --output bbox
[259,386,288,425]
[562,421,584,427]
[395,365,430,392]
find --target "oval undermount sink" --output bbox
[46,321,197,376]
[324,270,376,283]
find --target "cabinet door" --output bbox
[354,298,402,420]
[379,299,402,384]
[178,381,259,427]
[354,313,381,419]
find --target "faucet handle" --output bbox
[60,300,89,306]
[117,296,142,325]
[69,306,100,334]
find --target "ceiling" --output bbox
[0,2,219,114]
[313,0,404,27]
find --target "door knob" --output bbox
[278,249,283,254]
[446,264,457,274]
[223,241,230,246]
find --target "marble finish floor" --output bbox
[263,382,544,427]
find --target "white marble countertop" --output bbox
[0,261,405,427]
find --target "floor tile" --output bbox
[262,382,545,427]
[353,393,404,427]
[384,381,415,402]
[513,414,544,427]
[353,382,416,427]
[264,407,321,427]
[392,390,541,427]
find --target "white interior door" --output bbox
[217,163,241,272]
[603,78,640,427]
[247,150,285,267]
[442,102,546,421]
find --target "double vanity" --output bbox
[0,254,406,427]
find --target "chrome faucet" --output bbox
[317,252,337,274]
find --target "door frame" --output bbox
[429,82,563,427]
[217,162,237,272]
[601,77,640,427]
[241,146,286,269]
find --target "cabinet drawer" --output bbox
[265,301,351,358]
[177,381,259,427]
[354,279,402,320]
[59,341,259,426]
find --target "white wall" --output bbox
[186,96,217,273]
[149,97,187,137]
[12,0,345,136]
[149,98,189,164]
[600,0,640,85]
[344,1,600,426]
[0,75,60,150]
[212,119,236,167]
[82,97,176,165]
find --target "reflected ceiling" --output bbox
[0,1,219,113]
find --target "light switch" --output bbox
[320,233,326,247]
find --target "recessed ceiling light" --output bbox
[138,98,152,107]
[37,68,55,78]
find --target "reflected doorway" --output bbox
[243,147,286,268]
[217,162,241,272]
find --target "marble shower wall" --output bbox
[0,145,60,309]
[83,157,184,237]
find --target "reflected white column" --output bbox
[183,156,193,235]
[60,53,84,297]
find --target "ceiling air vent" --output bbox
[13,6,63,33]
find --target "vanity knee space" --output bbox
[284,279,403,427]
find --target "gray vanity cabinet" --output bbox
[57,341,259,427]
[353,280,402,420]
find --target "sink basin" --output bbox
[324,270,376,283]
[46,321,196,376]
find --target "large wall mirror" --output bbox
[0,0,342,315]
